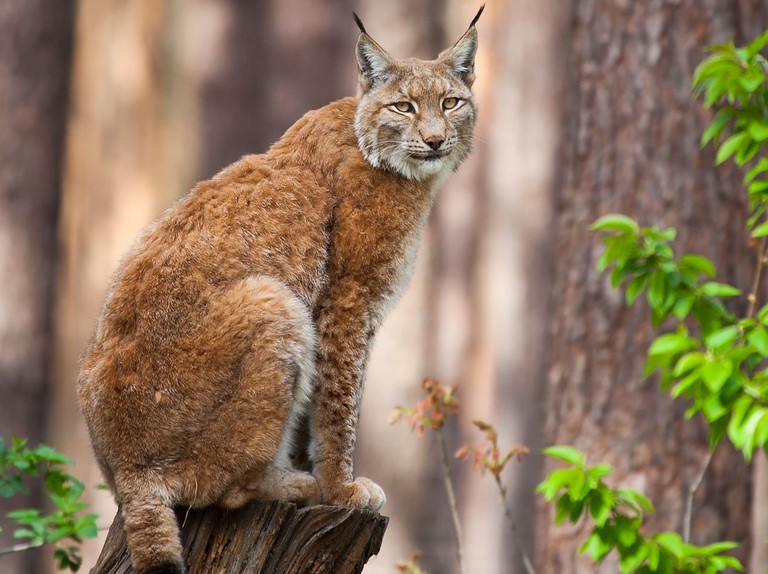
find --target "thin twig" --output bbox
[0,540,42,556]
[683,448,715,543]
[437,428,465,574]
[492,475,537,574]
[746,235,768,319]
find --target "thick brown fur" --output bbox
[77,13,481,574]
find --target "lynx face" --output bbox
[354,24,479,182]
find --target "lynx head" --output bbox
[353,7,483,182]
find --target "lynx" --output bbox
[77,8,482,574]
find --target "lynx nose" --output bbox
[424,135,445,151]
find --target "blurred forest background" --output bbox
[2,0,768,573]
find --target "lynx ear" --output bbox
[439,5,484,87]
[354,13,393,92]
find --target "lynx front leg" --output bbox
[311,280,386,511]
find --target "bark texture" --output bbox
[0,1,75,572]
[91,501,387,574]
[536,1,768,572]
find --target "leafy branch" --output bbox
[390,381,535,574]
[592,215,768,460]
[537,447,743,573]
[390,379,465,574]
[0,436,99,571]
[455,421,534,574]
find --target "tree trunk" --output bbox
[536,1,768,572]
[91,501,387,574]
[197,0,356,179]
[0,1,75,572]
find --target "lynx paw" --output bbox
[324,477,386,511]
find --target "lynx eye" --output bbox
[392,101,415,113]
[442,97,460,110]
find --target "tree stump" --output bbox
[91,501,388,574]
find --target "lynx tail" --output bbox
[121,489,185,574]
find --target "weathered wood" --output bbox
[91,501,388,574]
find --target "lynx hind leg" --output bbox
[218,466,320,509]
[201,276,316,501]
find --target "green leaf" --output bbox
[737,139,761,164]
[580,530,613,562]
[7,508,42,523]
[748,181,768,202]
[655,532,686,557]
[700,359,733,392]
[673,295,695,320]
[646,542,661,570]
[715,131,749,165]
[755,412,768,450]
[648,333,695,356]
[542,445,586,468]
[74,514,99,539]
[749,327,768,356]
[733,407,768,459]
[615,518,638,548]
[610,264,626,288]
[752,221,768,237]
[11,436,28,450]
[745,158,768,184]
[703,540,740,555]
[742,74,766,94]
[679,254,717,277]
[708,416,728,451]
[597,235,637,272]
[704,325,740,351]
[647,271,667,311]
[537,468,582,500]
[746,30,768,56]
[749,120,768,140]
[617,488,655,514]
[705,74,731,106]
[702,394,729,421]
[33,445,74,466]
[12,528,38,541]
[700,282,741,297]
[619,544,648,573]
[670,372,701,399]
[589,494,612,527]
[625,274,648,305]
[591,214,640,235]
[0,481,20,497]
[12,458,32,471]
[568,498,585,523]
[701,108,736,146]
[712,555,745,571]
[586,463,613,482]
[672,352,707,377]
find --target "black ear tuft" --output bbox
[468,4,485,30]
[353,12,367,35]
